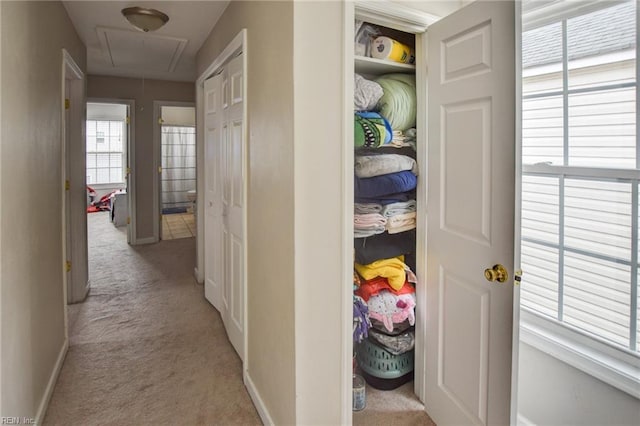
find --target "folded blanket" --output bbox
[354,203,382,214]
[356,190,416,205]
[354,112,392,148]
[356,145,417,160]
[354,170,417,199]
[355,154,418,178]
[381,200,416,217]
[354,230,416,264]
[355,276,415,302]
[354,213,387,238]
[386,212,416,234]
[354,74,384,112]
[354,256,407,291]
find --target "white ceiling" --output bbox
[63,1,230,82]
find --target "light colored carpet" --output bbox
[43,212,261,426]
[353,381,436,426]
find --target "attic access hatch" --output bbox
[96,26,187,72]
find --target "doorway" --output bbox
[156,104,196,241]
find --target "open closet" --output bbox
[347,1,517,424]
[352,14,422,410]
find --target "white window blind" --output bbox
[86,120,125,185]
[520,0,639,353]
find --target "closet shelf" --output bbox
[354,55,416,75]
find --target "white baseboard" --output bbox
[69,280,90,304]
[193,267,203,284]
[245,372,273,426]
[517,413,536,426]
[35,338,68,425]
[134,236,156,245]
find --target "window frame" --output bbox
[520,0,640,397]
[86,119,126,185]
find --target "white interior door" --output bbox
[425,1,516,425]
[204,74,225,313]
[64,82,73,298]
[222,53,245,360]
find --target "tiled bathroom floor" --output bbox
[162,213,195,240]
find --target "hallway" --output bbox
[43,212,260,425]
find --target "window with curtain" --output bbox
[521,0,638,356]
[86,119,125,184]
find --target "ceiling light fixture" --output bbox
[121,6,169,32]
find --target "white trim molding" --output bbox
[520,310,640,399]
[35,339,68,425]
[354,0,440,33]
[244,372,274,426]
[152,100,196,243]
[87,97,136,245]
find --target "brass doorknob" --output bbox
[484,264,508,283]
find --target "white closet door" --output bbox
[222,53,245,360]
[425,1,516,425]
[204,73,225,313]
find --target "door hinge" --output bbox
[158,117,164,125]
[65,98,70,110]
[127,216,131,225]
[65,180,70,191]
[65,261,72,272]
[158,166,162,173]
[126,166,131,177]
[126,116,131,124]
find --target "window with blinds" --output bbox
[86,120,125,184]
[520,1,639,353]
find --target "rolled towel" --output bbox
[354,213,387,238]
[386,212,417,234]
[354,203,383,214]
[381,200,417,217]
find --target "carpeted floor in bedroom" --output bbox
[44,211,434,425]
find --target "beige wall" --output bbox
[196,1,296,424]
[87,76,195,241]
[518,342,640,425]
[0,0,86,419]
[292,1,347,423]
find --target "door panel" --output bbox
[204,74,224,312]
[438,268,490,424]
[426,1,515,425]
[222,53,245,359]
[441,98,492,245]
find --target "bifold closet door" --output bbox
[204,74,225,314]
[425,1,516,425]
[204,54,245,362]
[221,53,245,360]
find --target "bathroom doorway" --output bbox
[156,104,196,240]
